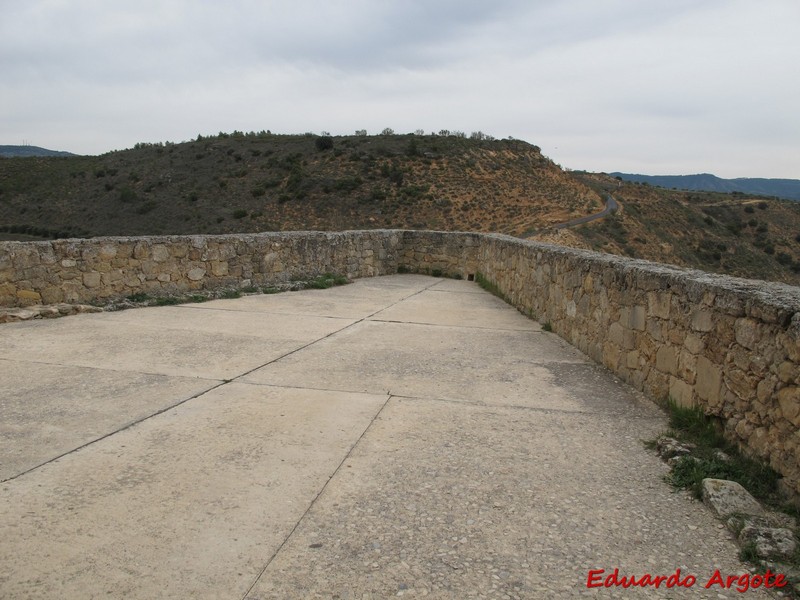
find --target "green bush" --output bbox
[119,187,138,203]
[315,136,334,151]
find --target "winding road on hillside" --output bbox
[525,194,618,238]
[554,194,618,229]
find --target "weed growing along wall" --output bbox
[2,230,799,496]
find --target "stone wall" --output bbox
[475,234,800,497]
[0,231,405,306]
[2,230,800,495]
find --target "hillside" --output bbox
[1,131,800,286]
[0,132,599,238]
[543,172,800,285]
[0,145,77,158]
[611,172,800,201]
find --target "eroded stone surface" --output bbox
[702,478,764,518]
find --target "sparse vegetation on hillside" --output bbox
[1,132,799,285]
[563,172,800,285]
[0,131,595,240]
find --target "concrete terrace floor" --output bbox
[0,275,773,599]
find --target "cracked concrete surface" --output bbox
[0,275,776,598]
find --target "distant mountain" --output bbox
[0,145,77,158]
[610,172,800,201]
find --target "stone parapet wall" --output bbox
[475,234,800,497]
[0,231,405,306]
[2,230,800,494]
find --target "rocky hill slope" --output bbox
[1,132,799,285]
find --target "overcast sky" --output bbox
[2,0,798,178]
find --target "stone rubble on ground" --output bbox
[701,478,765,519]
[656,439,799,567]
[0,302,102,323]
[656,435,696,459]
[700,478,797,562]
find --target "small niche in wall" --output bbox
[467,274,475,281]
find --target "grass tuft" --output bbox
[306,273,349,289]
[660,400,781,502]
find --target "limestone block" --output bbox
[778,361,798,384]
[211,261,229,277]
[116,243,134,259]
[647,291,671,319]
[608,322,635,350]
[714,315,737,348]
[645,369,669,399]
[696,356,723,407]
[187,267,206,281]
[626,350,639,369]
[735,419,754,440]
[100,269,123,284]
[14,251,40,269]
[40,286,64,304]
[82,272,102,288]
[678,350,697,384]
[98,244,118,260]
[602,341,621,370]
[61,259,77,268]
[667,328,684,345]
[620,305,646,331]
[669,377,694,407]
[749,302,781,324]
[734,317,761,350]
[656,345,678,375]
[133,242,150,259]
[778,387,800,426]
[219,244,237,261]
[151,244,170,262]
[646,318,663,341]
[749,427,771,458]
[702,478,764,518]
[683,333,704,355]
[16,289,42,306]
[725,367,758,401]
[739,524,796,560]
[757,377,776,404]
[691,309,714,332]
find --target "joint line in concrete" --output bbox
[240,393,395,600]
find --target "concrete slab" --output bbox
[243,320,589,409]
[0,360,216,480]
[89,304,355,338]
[0,383,388,599]
[371,285,538,331]
[0,274,772,599]
[248,397,763,599]
[0,309,353,380]
[197,274,437,319]
[428,278,486,293]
